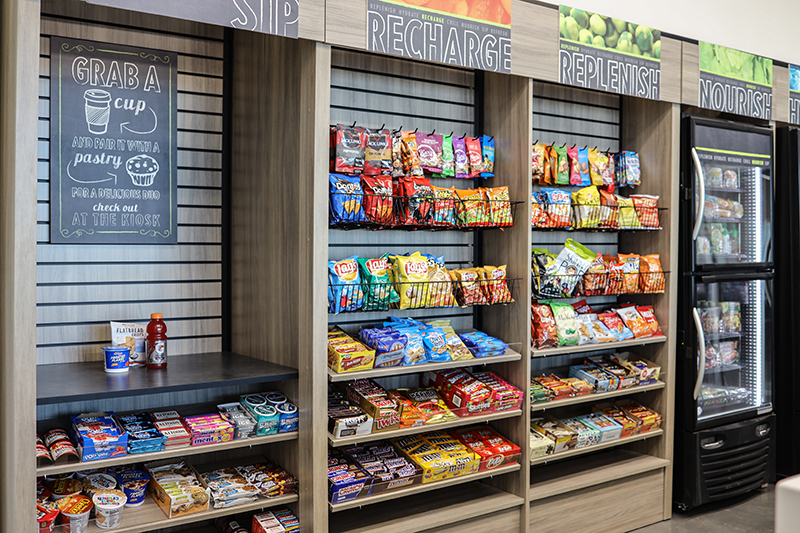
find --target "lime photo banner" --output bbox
[558,5,661,99]
[699,42,772,120]
[790,65,800,125]
[367,0,511,73]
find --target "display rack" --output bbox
[531,382,666,412]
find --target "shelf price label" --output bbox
[557,5,661,100]
[367,0,511,74]
[698,41,772,120]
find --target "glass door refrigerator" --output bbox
[674,116,775,511]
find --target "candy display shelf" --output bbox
[329,462,522,513]
[36,353,297,405]
[530,381,666,412]
[531,335,667,358]
[327,348,523,382]
[529,429,664,466]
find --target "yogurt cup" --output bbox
[74,469,103,481]
[56,494,93,533]
[93,490,127,530]
[82,473,117,499]
[102,345,130,373]
[49,478,83,501]
[37,503,59,532]
[116,470,150,507]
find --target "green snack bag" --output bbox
[358,254,400,311]
[549,301,579,346]
[433,134,455,178]
[554,145,570,185]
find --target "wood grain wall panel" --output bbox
[660,37,682,104]
[774,64,790,123]
[326,0,367,50]
[332,48,473,86]
[36,338,223,365]
[429,507,522,533]
[682,41,700,106]
[36,318,221,345]
[511,0,558,83]
[37,282,221,305]
[298,0,326,42]
[36,243,221,262]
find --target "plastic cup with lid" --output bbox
[116,470,150,507]
[93,490,127,530]
[56,494,93,533]
[49,478,83,501]
[37,502,59,532]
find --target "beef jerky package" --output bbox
[415,132,444,174]
[361,175,393,226]
[480,135,495,178]
[330,125,366,174]
[453,136,470,178]
[364,128,393,176]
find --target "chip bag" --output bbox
[601,151,615,190]
[482,265,514,304]
[424,254,457,308]
[532,143,548,183]
[553,239,598,296]
[453,136,470,178]
[581,254,608,296]
[431,186,457,227]
[550,301,578,346]
[358,255,400,311]
[485,186,513,227]
[415,132,444,174]
[480,135,495,178]
[571,185,601,229]
[328,255,364,313]
[330,124,365,174]
[618,253,640,294]
[361,175,393,226]
[567,146,582,186]
[639,254,665,293]
[543,188,571,228]
[588,148,603,186]
[434,134,455,178]
[586,314,617,343]
[554,146,570,185]
[598,189,619,229]
[604,255,625,295]
[576,314,598,345]
[451,268,489,306]
[531,192,550,228]
[578,147,591,186]
[364,128,393,176]
[532,303,558,349]
[532,248,560,298]
[616,305,650,338]
[456,188,489,227]
[400,176,434,226]
[598,312,634,341]
[401,131,424,176]
[616,195,641,229]
[637,305,663,337]
[630,194,660,228]
[329,174,366,224]
[392,253,430,310]
[572,299,594,314]
[466,137,484,177]
[392,131,405,178]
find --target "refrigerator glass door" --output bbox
[692,122,772,268]
[694,279,773,424]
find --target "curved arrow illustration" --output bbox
[120,107,157,135]
[67,161,117,185]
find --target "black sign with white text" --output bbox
[699,71,772,120]
[559,41,660,99]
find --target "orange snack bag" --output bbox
[616,306,650,338]
[639,254,665,293]
[618,253,640,294]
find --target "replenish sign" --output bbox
[558,6,661,100]
[367,0,511,74]
[789,65,800,124]
[699,42,772,120]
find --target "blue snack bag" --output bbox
[480,135,495,178]
[328,255,364,314]
[422,328,450,362]
[578,147,591,186]
[329,174,365,224]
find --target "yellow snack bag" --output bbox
[588,148,603,186]
[393,253,430,310]
[616,195,642,229]
[571,186,602,229]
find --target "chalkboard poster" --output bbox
[50,37,178,244]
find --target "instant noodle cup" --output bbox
[92,489,127,530]
[37,503,59,532]
[56,494,93,533]
[50,478,83,501]
[116,470,150,507]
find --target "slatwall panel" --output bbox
[36,16,225,365]
[329,49,479,334]
[530,82,623,376]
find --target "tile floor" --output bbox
[634,485,774,532]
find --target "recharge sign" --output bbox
[558,6,661,100]
[367,0,511,74]
[699,42,773,120]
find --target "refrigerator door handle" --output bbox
[691,147,706,241]
[693,307,706,400]
[701,440,725,450]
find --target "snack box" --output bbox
[341,442,423,495]
[239,395,280,436]
[577,413,622,443]
[531,415,577,453]
[328,331,375,374]
[532,375,574,401]
[610,353,662,385]
[182,414,235,446]
[145,459,211,519]
[328,448,374,505]
[153,420,191,448]
[569,365,616,393]
[424,369,494,417]
[562,377,592,396]
[328,399,375,438]
[560,417,600,448]
[451,426,521,471]
[392,433,480,483]
[585,356,638,389]
[592,402,640,438]
[617,400,662,433]
[470,372,524,413]
[530,382,549,404]
[529,427,556,459]
[70,412,127,462]
[345,380,402,433]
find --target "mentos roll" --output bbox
[277,402,298,433]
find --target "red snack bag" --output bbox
[639,254,665,293]
[616,306,650,338]
[330,125,365,174]
[604,255,625,295]
[630,194,660,228]
[400,176,433,226]
[466,137,484,178]
[361,175,393,226]
[482,265,514,304]
[531,303,558,349]
[581,254,608,296]
[572,299,594,314]
[364,128,393,176]
[637,305,663,337]
[598,312,634,341]
[598,189,620,229]
[568,146,582,186]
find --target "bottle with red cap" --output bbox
[146,313,168,370]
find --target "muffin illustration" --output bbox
[126,155,159,186]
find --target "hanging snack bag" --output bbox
[543,188,571,228]
[531,303,559,349]
[581,254,608,296]
[485,186,513,227]
[532,143,548,183]
[531,192,551,228]
[328,255,364,313]
[637,305,663,337]
[392,131,405,178]
[639,254,665,293]
[616,305,650,338]
[400,176,434,226]
[364,128,393,176]
[532,249,561,298]
[451,268,489,306]
[552,239,598,296]
[605,151,616,189]
[620,151,641,187]
[603,255,625,295]
[401,131,424,176]
[576,314,598,345]
[578,147,591,186]
[435,134,456,177]
[554,145,570,185]
[618,253,640,294]
[456,188,489,227]
[550,301,579,346]
[424,254,457,308]
[330,124,365,174]
[466,137,484,178]
[630,194,660,228]
[329,174,365,224]
[616,195,641,229]
[393,253,430,310]
[480,135,495,178]
[571,185,601,229]
[598,189,619,229]
[546,144,558,184]
[483,265,514,304]
[358,255,400,311]
[598,312,634,341]
[361,175,393,226]
[588,148,603,186]
[567,146,582,186]
[595,150,611,188]
[453,136,470,178]
[431,186,457,227]
[415,132,444,174]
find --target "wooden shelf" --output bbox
[327,349,523,382]
[529,429,664,466]
[329,462,521,512]
[329,481,524,533]
[37,352,298,405]
[37,432,298,476]
[529,450,670,502]
[531,382,666,412]
[531,335,667,358]
[329,409,523,447]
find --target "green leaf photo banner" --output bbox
[699,41,772,120]
[558,5,661,99]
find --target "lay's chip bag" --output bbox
[358,254,400,311]
[392,253,430,310]
[328,256,363,314]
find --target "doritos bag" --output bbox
[361,175,393,226]
[329,174,365,224]
[400,176,433,226]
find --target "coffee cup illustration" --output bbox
[84,89,112,134]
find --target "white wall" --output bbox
[539,0,800,65]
